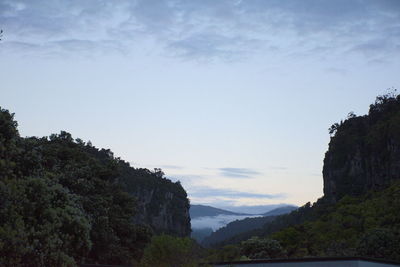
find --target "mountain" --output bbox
[190,204,248,219]
[262,205,298,216]
[324,94,400,202]
[202,216,275,247]
[118,167,190,237]
[218,204,295,214]
[270,182,400,259]
[202,206,298,247]
[0,107,190,266]
[211,182,400,262]
[209,93,400,262]
[191,227,213,243]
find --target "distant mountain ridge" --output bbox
[190,204,248,219]
[207,93,400,262]
[262,205,298,216]
[218,204,296,214]
[201,205,297,247]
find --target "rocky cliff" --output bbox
[0,107,191,265]
[118,166,191,237]
[323,93,400,202]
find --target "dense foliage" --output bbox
[202,206,297,247]
[206,181,400,262]
[271,182,400,260]
[240,237,287,259]
[205,237,286,262]
[207,93,400,262]
[324,91,400,201]
[0,107,189,266]
[202,216,276,247]
[211,201,320,247]
[140,234,204,267]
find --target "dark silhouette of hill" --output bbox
[262,205,298,216]
[190,204,249,219]
[0,107,190,266]
[207,92,400,262]
[202,205,297,247]
[191,227,213,243]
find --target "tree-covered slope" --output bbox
[202,216,277,247]
[0,107,190,266]
[271,182,400,260]
[324,92,400,202]
[209,93,400,262]
[202,206,297,247]
[206,183,400,262]
[261,205,298,216]
[208,201,320,248]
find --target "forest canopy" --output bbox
[0,107,188,266]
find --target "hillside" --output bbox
[208,93,400,262]
[262,205,298,216]
[202,216,276,247]
[270,182,400,259]
[324,93,400,202]
[190,204,248,219]
[202,206,297,247]
[0,107,190,266]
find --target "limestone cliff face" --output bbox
[323,95,400,202]
[131,184,191,237]
[118,167,191,237]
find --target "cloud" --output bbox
[1,0,399,61]
[348,38,400,58]
[189,186,285,199]
[324,67,347,76]
[218,167,262,178]
[187,186,287,207]
[191,214,262,230]
[168,33,257,61]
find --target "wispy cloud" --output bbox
[189,186,285,199]
[1,0,399,61]
[218,167,262,178]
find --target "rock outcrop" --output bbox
[323,94,400,202]
[118,167,191,236]
[131,183,191,237]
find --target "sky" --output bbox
[1,0,400,207]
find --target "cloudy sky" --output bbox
[1,0,399,207]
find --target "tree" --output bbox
[240,236,287,259]
[140,235,200,267]
[357,228,400,261]
[0,107,191,265]
[153,168,165,178]
[0,176,92,266]
[0,107,19,180]
[347,111,356,119]
[329,123,340,136]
